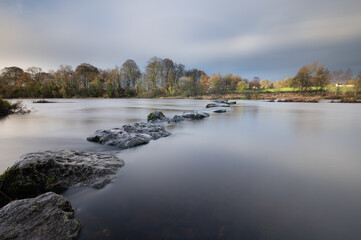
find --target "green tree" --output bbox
[281,77,293,88]
[145,57,162,91]
[274,80,282,89]
[185,69,206,96]
[177,77,194,97]
[120,59,141,89]
[249,77,260,89]
[313,65,330,91]
[260,80,273,89]
[209,74,222,94]
[161,58,176,90]
[236,80,248,92]
[56,65,76,97]
[75,63,99,95]
[1,67,24,87]
[292,65,313,91]
[355,71,361,95]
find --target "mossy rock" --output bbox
[0,165,61,208]
[147,111,168,122]
[0,150,124,208]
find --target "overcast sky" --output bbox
[1,0,361,80]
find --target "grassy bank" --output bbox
[0,98,22,117]
[195,89,361,101]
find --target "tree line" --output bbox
[0,59,360,98]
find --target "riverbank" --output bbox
[3,88,361,102]
[191,91,361,101]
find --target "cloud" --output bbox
[187,14,361,61]
[0,0,360,79]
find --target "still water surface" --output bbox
[1,99,361,239]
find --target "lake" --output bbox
[1,99,361,239]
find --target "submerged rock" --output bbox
[32,99,56,104]
[0,150,124,207]
[206,102,230,108]
[87,122,171,149]
[182,111,210,120]
[213,108,227,113]
[0,192,81,240]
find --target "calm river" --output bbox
[1,99,361,240]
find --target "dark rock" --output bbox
[0,150,124,207]
[182,111,210,120]
[87,122,171,149]
[206,103,230,108]
[213,108,227,113]
[33,99,56,103]
[171,115,185,123]
[213,100,236,104]
[0,192,81,240]
[147,111,169,123]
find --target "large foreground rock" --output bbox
[87,122,171,149]
[0,150,124,207]
[0,192,81,240]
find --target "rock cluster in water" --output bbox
[87,122,171,149]
[87,101,237,150]
[0,99,237,239]
[206,100,237,112]
[0,192,81,240]
[87,106,222,149]
[0,150,124,208]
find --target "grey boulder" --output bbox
[171,115,185,123]
[182,111,210,120]
[0,192,81,240]
[87,122,171,149]
[0,150,124,207]
[147,111,186,123]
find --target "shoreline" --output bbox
[4,90,361,101]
